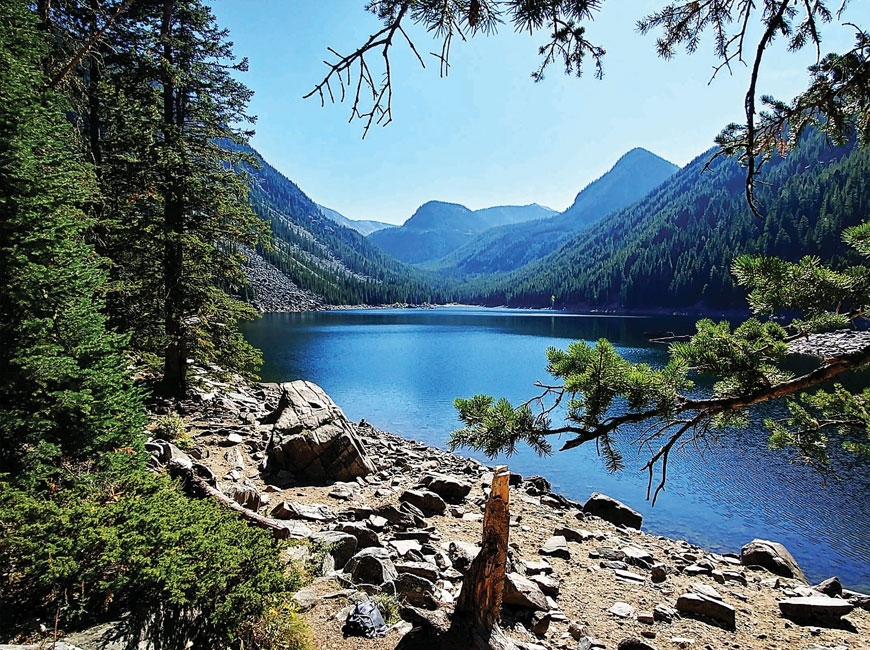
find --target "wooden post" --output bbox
[452,465,512,648]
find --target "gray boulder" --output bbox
[502,572,549,611]
[421,473,472,502]
[333,521,381,549]
[267,381,376,481]
[394,572,436,607]
[778,596,854,625]
[583,493,642,529]
[270,501,336,522]
[675,592,736,629]
[400,489,447,516]
[311,530,358,570]
[224,484,262,511]
[740,539,807,583]
[346,547,398,586]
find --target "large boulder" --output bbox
[740,539,807,583]
[267,381,376,481]
[583,493,643,530]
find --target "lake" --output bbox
[242,306,870,591]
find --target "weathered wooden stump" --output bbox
[398,466,522,650]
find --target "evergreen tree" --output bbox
[41,0,268,394]
[0,0,144,486]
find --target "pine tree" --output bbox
[0,0,145,486]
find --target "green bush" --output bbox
[0,470,306,649]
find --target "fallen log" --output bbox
[166,458,299,540]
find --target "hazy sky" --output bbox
[211,1,867,225]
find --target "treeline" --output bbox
[246,150,452,304]
[0,2,307,647]
[453,129,869,310]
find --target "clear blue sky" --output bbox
[211,1,867,225]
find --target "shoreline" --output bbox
[142,370,870,649]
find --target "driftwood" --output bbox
[166,458,299,540]
[398,466,521,650]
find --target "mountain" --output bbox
[243,150,448,305]
[367,201,557,265]
[455,129,869,310]
[317,204,394,236]
[427,148,679,275]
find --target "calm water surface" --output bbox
[242,307,870,591]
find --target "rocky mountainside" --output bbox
[367,201,557,265]
[103,368,870,650]
[317,204,395,236]
[426,149,678,276]
[243,148,449,305]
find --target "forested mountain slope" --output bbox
[246,152,447,304]
[367,201,557,264]
[427,148,679,275]
[455,130,869,310]
[317,204,394,236]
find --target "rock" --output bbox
[333,521,381,549]
[374,504,418,528]
[270,501,336,522]
[503,572,549,611]
[393,572,435,607]
[609,602,636,618]
[524,559,553,575]
[618,638,658,650]
[675,593,736,629]
[311,530,358,569]
[843,589,870,610]
[529,573,560,597]
[539,535,571,559]
[399,489,447,516]
[554,526,593,542]
[395,561,440,582]
[447,540,480,572]
[653,604,678,623]
[814,576,843,597]
[327,483,355,500]
[291,587,318,611]
[568,622,586,640]
[224,484,262,510]
[690,583,722,600]
[584,492,643,529]
[420,473,472,502]
[622,545,654,568]
[778,596,854,625]
[651,564,669,583]
[614,569,645,584]
[390,538,423,558]
[522,475,552,495]
[740,539,807,582]
[267,381,376,481]
[346,547,398,586]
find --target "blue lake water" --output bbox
[242,307,870,591]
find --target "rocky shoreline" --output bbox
[123,368,870,650]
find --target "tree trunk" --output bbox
[159,0,187,396]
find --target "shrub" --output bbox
[0,470,307,649]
